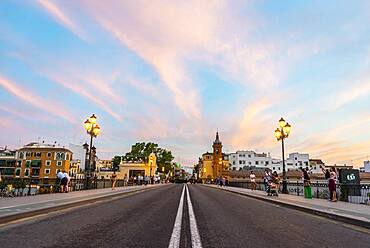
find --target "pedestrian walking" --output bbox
[250,171,256,191]
[222,177,226,187]
[123,174,128,187]
[111,171,117,190]
[263,170,271,192]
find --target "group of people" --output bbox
[215,176,227,186]
[261,170,280,194]
[57,170,70,193]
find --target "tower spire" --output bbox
[214,131,221,144]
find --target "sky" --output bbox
[1,0,370,168]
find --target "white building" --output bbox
[228,150,309,174]
[286,152,310,171]
[228,151,273,171]
[361,161,370,173]
[68,143,86,170]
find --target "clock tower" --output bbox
[212,132,223,178]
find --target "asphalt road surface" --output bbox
[0,184,369,248]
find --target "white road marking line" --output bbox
[168,184,186,248]
[186,184,202,248]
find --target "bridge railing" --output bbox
[227,180,370,204]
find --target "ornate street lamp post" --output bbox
[274,117,291,194]
[83,114,101,189]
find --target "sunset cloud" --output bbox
[2,1,370,167]
[0,76,76,124]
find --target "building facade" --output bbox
[228,151,273,171]
[228,150,309,174]
[0,147,16,179]
[199,132,229,181]
[15,142,72,183]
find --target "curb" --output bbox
[0,185,163,225]
[202,184,370,229]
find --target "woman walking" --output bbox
[111,171,117,190]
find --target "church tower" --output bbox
[212,132,223,178]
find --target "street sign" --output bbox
[338,169,360,185]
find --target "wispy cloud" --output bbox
[0,75,76,123]
[36,0,88,41]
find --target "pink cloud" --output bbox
[0,75,77,124]
[36,0,88,41]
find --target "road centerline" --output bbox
[168,184,186,248]
[186,184,202,248]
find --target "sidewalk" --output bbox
[203,184,370,229]
[0,184,165,224]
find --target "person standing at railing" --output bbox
[329,168,338,202]
[63,170,70,193]
[302,168,312,199]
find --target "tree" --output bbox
[112,156,122,171]
[116,142,174,173]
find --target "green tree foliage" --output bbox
[120,142,174,173]
[112,156,122,171]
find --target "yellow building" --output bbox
[15,142,72,183]
[119,152,157,179]
[199,132,229,181]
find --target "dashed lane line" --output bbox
[168,184,186,248]
[186,184,202,248]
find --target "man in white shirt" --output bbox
[59,170,69,193]
[57,170,65,193]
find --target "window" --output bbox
[266,161,269,165]
[66,154,69,160]
[47,152,52,158]
[26,152,31,157]
[255,161,259,165]
[35,152,41,158]
[24,168,30,177]
[248,154,251,158]
[278,167,280,170]
[45,169,50,174]
[273,167,275,170]
[56,152,65,160]
[17,161,22,167]
[26,160,31,167]
[239,161,242,165]
[56,169,61,174]
[45,160,51,166]
[232,161,235,165]
[295,157,298,160]
[19,152,24,159]
[249,162,251,165]
[31,160,42,167]
[15,168,21,177]
[57,161,62,166]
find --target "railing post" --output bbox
[296,181,299,196]
[316,181,319,198]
